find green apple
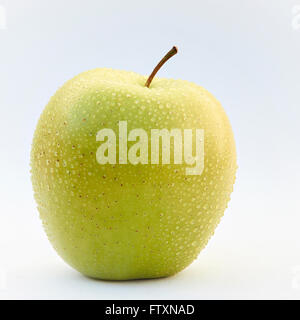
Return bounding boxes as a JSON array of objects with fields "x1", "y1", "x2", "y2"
[{"x1": 31, "y1": 47, "x2": 237, "y2": 280}]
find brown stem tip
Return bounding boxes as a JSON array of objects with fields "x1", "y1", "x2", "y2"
[{"x1": 145, "y1": 46, "x2": 178, "y2": 88}]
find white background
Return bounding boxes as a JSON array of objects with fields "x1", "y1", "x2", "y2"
[{"x1": 0, "y1": 0, "x2": 300, "y2": 299}]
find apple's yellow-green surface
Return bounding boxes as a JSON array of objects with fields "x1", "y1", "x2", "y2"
[{"x1": 31, "y1": 68, "x2": 237, "y2": 280}]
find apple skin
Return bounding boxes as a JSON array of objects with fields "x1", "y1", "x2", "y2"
[{"x1": 31, "y1": 68, "x2": 237, "y2": 280}]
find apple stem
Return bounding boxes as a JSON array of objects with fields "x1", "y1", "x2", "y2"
[{"x1": 145, "y1": 46, "x2": 178, "y2": 88}]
